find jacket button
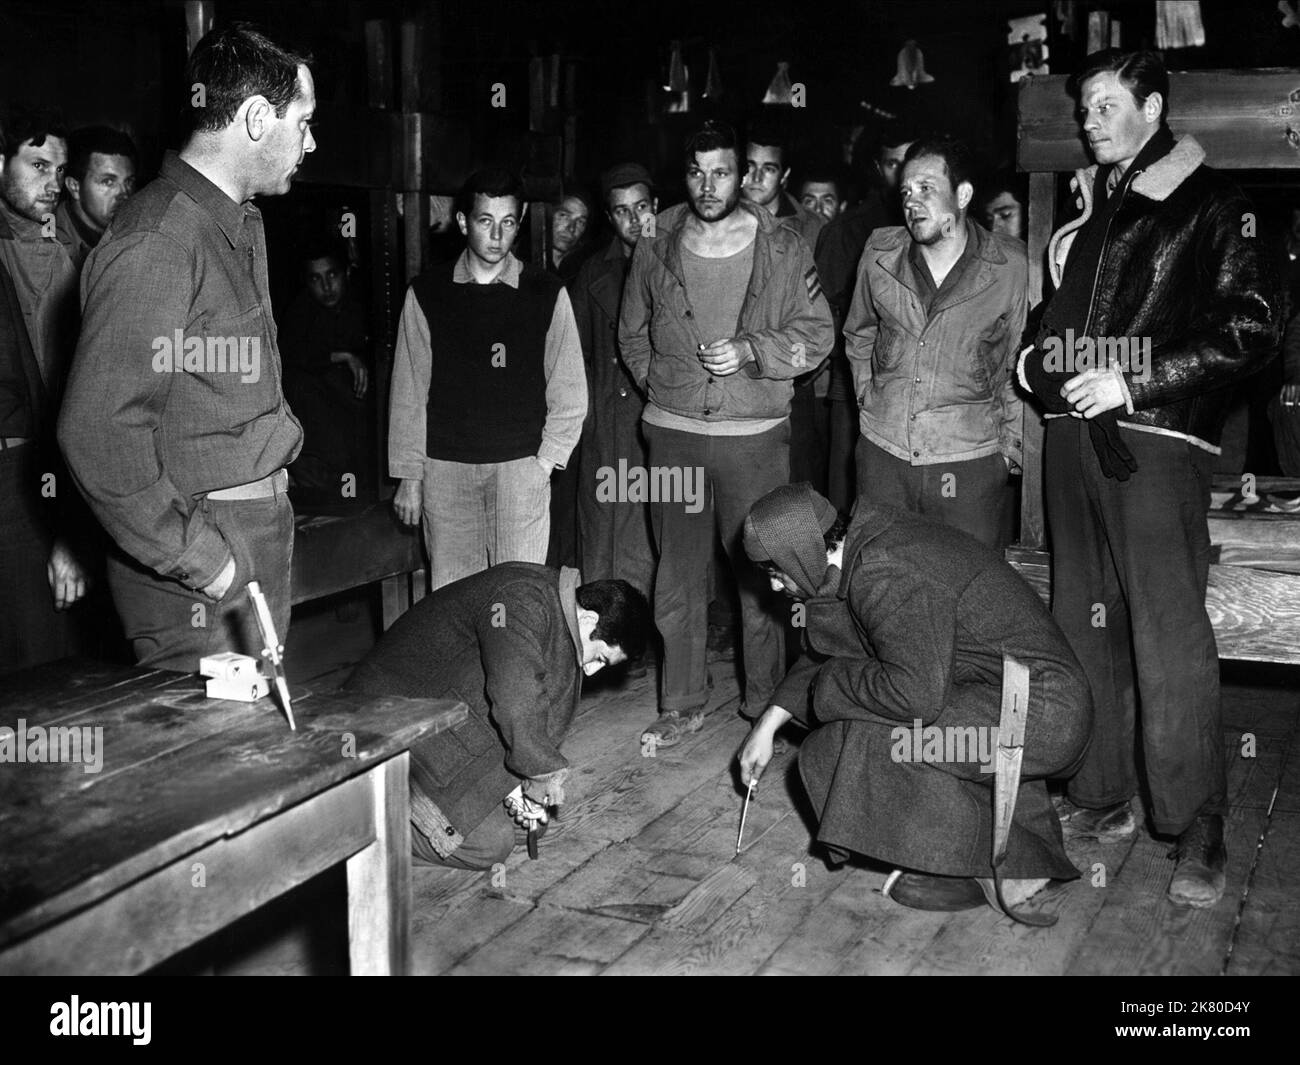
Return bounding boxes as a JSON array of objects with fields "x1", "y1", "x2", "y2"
[
  {"x1": 684, "y1": 310, "x2": 693, "y2": 318},
  {"x1": 445, "y1": 826, "x2": 455, "y2": 836},
  {"x1": 914, "y1": 378, "x2": 921, "y2": 384},
  {"x1": 913, "y1": 450, "x2": 920, "y2": 457},
  {"x1": 919, "y1": 340, "x2": 925, "y2": 347},
  {"x1": 705, "y1": 409, "x2": 712, "y2": 415},
  {"x1": 619, "y1": 388, "x2": 628, "y2": 397},
  {"x1": 910, "y1": 414, "x2": 916, "y2": 421}
]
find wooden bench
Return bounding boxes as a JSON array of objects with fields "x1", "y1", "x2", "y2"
[{"x1": 291, "y1": 502, "x2": 426, "y2": 629}]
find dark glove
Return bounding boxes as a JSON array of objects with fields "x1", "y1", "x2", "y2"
[{"x1": 1087, "y1": 414, "x2": 1139, "y2": 481}]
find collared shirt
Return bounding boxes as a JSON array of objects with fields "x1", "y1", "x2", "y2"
[
  {"x1": 55, "y1": 199, "x2": 103, "y2": 271},
  {"x1": 58, "y1": 150, "x2": 302, "y2": 591},
  {"x1": 907, "y1": 218, "x2": 979, "y2": 317},
  {"x1": 388, "y1": 250, "x2": 587, "y2": 479},
  {"x1": 0, "y1": 197, "x2": 79, "y2": 388}
]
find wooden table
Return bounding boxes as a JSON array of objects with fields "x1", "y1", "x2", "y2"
[{"x1": 0, "y1": 660, "x2": 466, "y2": 975}]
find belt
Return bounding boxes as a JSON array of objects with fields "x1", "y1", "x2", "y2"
[
  {"x1": 206, "y1": 468, "x2": 289, "y2": 501},
  {"x1": 0, "y1": 437, "x2": 33, "y2": 451}
]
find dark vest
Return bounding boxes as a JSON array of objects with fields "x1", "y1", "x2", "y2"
[{"x1": 411, "y1": 260, "x2": 560, "y2": 463}]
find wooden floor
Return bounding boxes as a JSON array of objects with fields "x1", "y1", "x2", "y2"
[{"x1": 226, "y1": 593, "x2": 1300, "y2": 976}]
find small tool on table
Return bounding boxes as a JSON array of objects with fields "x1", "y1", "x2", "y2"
[
  {"x1": 247, "y1": 580, "x2": 296, "y2": 731},
  {"x1": 735, "y1": 778, "x2": 756, "y2": 855}
]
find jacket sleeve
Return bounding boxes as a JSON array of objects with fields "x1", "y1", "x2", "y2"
[
  {"x1": 770, "y1": 651, "x2": 824, "y2": 728},
  {"x1": 58, "y1": 231, "x2": 233, "y2": 591},
  {"x1": 1124, "y1": 195, "x2": 1284, "y2": 410},
  {"x1": 479, "y1": 583, "x2": 570, "y2": 779},
  {"x1": 539, "y1": 288, "x2": 587, "y2": 470},
  {"x1": 737, "y1": 238, "x2": 834, "y2": 380},
  {"x1": 617, "y1": 238, "x2": 655, "y2": 391},
  {"x1": 842, "y1": 251, "x2": 880, "y2": 403},
  {"x1": 387, "y1": 287, "x2": 431, "y2": 482},
  {"x1": 810, "y1": 558, "x2": 957, "y2": 727},
  {"x1": 995, "y1": 267, "x2": 1029, "y2": 471}
]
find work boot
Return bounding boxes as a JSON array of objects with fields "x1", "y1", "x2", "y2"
[
  {"x1": 1057, "y1": 797, "x2": 1137, "y2": 843},
  {"x1": 1167, "y1": 814, "x2": 1226, "y2": 908}
]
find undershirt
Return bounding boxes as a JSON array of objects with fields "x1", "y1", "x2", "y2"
[{"x1": 645, "y1": 235, "x2": 784, "y2": 436}]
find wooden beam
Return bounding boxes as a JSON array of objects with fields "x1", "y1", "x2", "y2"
[
  {"x1": 1018, "y1": 70, "x2": 1300, "y2": 173},
  {"x1": 1019, "y1": 171, "x2": 1056, "y2": 550},
  {"x1": 364, "y1": 18, "x2": 394, "y2": 110}
]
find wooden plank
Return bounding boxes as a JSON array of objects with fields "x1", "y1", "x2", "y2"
[
  {"x1": 1019, "y1": 70, "x2": 1300, "y2": 173},
  {"x1": 1005, "y1": 549, "x2": 1300, "y2": 664},
  {"x1": 0, "y1": 771, "x2": 375, "y2": 974},
  {"x1": 346, "y1": 754, "x2": 411, "y2": 975},
  {"x1": 1206, "y1": 566, "x2": 1300, "y2": 664},
  {"x1": 448, "y1": 902, "x2": 648, "y2": 976},
  {"x1": 410, "y1": 890, "x2": 532, "y2": 975},
  {"x1": 1225, "y1": 811, "x2": 1300, "y2": 975},
  {"x1": 1066, "y1": 805, "x2": 1267, "y2": 976}
]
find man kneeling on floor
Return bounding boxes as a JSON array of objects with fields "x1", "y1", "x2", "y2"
[
  {"x1": 344, "y1": 563, "x2": 651, "y2": 869},
  {"x1": 737, "y1": 485, "x2": 1093, "y2": 919}
]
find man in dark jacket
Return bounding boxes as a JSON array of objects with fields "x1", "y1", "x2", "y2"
[
  {"x1": 1017, "y1": 50, "x2": 1283, "y2": 908},
  {"x1": 572, "y1": 163, "x2": 658, "y2": 598},
  {"x1": 0, "y1": 107, "x2": 94, "y2": 673},
  {"x1": 344, "y1": 565, "x2": 651, "y2": 869},
  {"x1": 738, "y1": 485, "x2": 1092, "y2": 917}
]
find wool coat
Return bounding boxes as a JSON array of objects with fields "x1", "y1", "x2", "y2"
[
  {"x1": 773, "y1": 502, "x2": 1093, "y2": 879},
  {"x1": 344, "y1": 563, "x2": 584, "y2": 859}
]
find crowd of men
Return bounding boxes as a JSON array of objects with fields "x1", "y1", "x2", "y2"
[{"x1": 0, "y1": 23, "x2": 1287, "y2": 915}]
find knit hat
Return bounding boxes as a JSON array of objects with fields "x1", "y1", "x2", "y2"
[
  {"x1": 600, "y1": 162, "x2": 655, "y2": 200},
  {"x1": 742, "y1": 484, "x2": 839, "y2": 597}
]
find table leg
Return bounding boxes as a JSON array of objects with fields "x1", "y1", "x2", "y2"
[{"x1": 346, "y1": 753, "x2": 411, "y2": 975}]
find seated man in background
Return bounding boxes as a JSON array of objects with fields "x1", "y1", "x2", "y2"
[
  {"x1": 738, "y1": 484, "x2": 1092, "y2": 920},
  {"x1": 279, "y1": 234, "x2": 372, "y2": 511},
  {"x1": 345, "y1": 564, "x2": 651, "y2": 869}
]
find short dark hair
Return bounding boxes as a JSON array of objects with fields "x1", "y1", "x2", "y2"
[
  {"x1": 683, "y1": 120, "x2": 739, "y2": 169},
  {"x1": 901, "y1": 134, "x2": 975, "y2": 192},
  {"x1": 301, "y1": 232, "x2": 348, "y2": 270},
  {"x1": 1070, "y1": 48, "x2": 1169, "y2": 126},
  {"x1": 0, "y1": 105, "x2": 68, "y2": 163},
  {"x1": 185, "y1": 23, "x2": 310, "y2": 135},
  {"x1": 576, "y1": 579, "x2": 653, "y2": 663},
  {"x1": 797, "y1": 163, "x2": 844, "y2": 200},
  {"x1": 67, "y1": 126, "x2": 138, "y2": 183},
  {"x1": 456, "y1": 167, "x2": 524, "y2": 219},
  {"x1": 745, "y1": 118, "x2": 787, "y2": 168}
]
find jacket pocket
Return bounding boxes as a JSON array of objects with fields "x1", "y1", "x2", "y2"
[
  {"x1": 873, "y1": 326, "x2": 907, "y2": 375},
  {"x1": 421, "y1": 698, "x2": 500, "y2": 788}
]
